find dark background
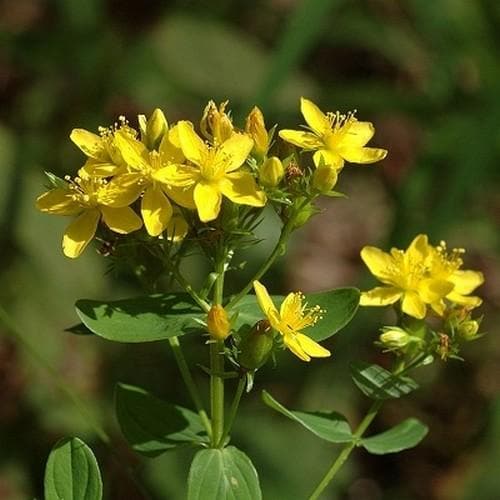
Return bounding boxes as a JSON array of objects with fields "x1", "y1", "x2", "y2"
[{"x1": 1, "y1": 0, "x2": 499, "y2": 498}]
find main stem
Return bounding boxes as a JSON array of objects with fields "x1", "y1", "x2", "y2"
[
  {"x1": 308, "y1": 400, "x2": 383, "y2": 500},
  {"x1": 210, "y1": 256, "x2": 226, "y2": 447}
]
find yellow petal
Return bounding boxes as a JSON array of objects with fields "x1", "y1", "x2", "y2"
[
  {"x1": 360, "y1": 246, "x2": 395, "y2": 283},
  {"x1": 278, "y1": 129, "x2": 321, "y2": 149},
  {"x1": 282, "y1": 334, "x2": 310, "y2": 361},
  {"x1": 446, "y1": 292, "x2": 482, "y2": 308},
  {"x1": 401, "y1": 291, "x2": 426, "y2": 319},
  {"x1": 141, "y1": 185, "x2": 173, "y2": 236},
  {"x1": 300, "y1": 97, "x2": 330, "y2": 135},
  {"x1": 216, "y1": 133, "x2": 253, "y2": 173},
  {"x1": 177, "y1": 121, "x2": 207, "y2": 166},
  {"x1": 193, "y1": 181, "x2": 222, "y2": 222},
  {"x1": 449, "y1": 270, "x2": 484, "y2": 295},
  {"x1": 338, "y1": 146, "x2": 387, "y2": 164},
  {"x1": 62, "y1": 209, "x2": 100, "y2": 258},
  {"x1": 100, "y1": 173, "x2": 144, "y2": 207},
  {"x1": 100, "y1": 206, "x2": 142, "y2": 234},
  {"x1": 70, "y1": 129, "x2": 105, "y2": 160},
  {"x1": 253, "y1": 281, "x2": 280, "y2": 325},
  {"x1": 295, "y1": 333, "x2": 331, "y2": 358},
  {"x1": 114, "y1": 131, "x2": 149, "y2": 171},
  {"x1": 342, "y1": 121, "x2": 375, "y2": 147},
  {"x1": 79, "y1": 159, "x2": 122, "y2": 178},
  {"x1": 163, "y1": 184, "x2": 196, "y2": 209},
  {"x1": 418, "y1": 279, "x2": 454, "y2": 303},
  {"x1": 219, "y1": 171, "x2": 266, "y2": 207},
  {"x1": 159, "y1": 125, "x2": 185, "y2": 164},
  {"x1": 360, "y1": 287, "x2": 402, "y2": 306},
  {"x1": 406, "y1": 234, "x2": 430, "y2": 263},
  {"x1": 36, "y1": 188, "x2": 81, "y2": 215},
  {"x1": 313, "y1": 150, "x2": 344, "y2": 169},
  {"x1": 165, "y1": 210, "x2": 189, "y2": 242},
  {"x1": 153, "y1": 164, "x2": 198, "y2": 188}
]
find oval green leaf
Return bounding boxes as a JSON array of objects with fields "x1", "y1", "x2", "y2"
[
  {"x1": 234, "y1": 288, "x2": 360, "y2": 341},
  {"x1": 115, "y1": 383, "x2": 208, "y2": 457},
  {"x1": 262, "y1": 390, "x2": 353, "y2": 443},
  {"x1": 187, "y1": 446, "x2": 262, "y2": 500},
  {"x1": 360, "y1": 418, "x2": 428, "y2": 455},
  {"x1": 44, "y1": 437, "x2": 103, "y2": 500},
  {"x1": 76, "y1": 293, "x2": 204, "y2": 343},
  {"x1": 350, "y1": 362, "x2": 419, "y2": 400}
]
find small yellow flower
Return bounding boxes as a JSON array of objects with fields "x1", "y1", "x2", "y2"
[
  {"x1": 360, "y1": 235, "x2": 453, "y2": 319},
  {"x1": 113, "y1": 127, "x2": 194, "y2": 236},
  {"x1": 70, "y1": 116, "x2": 133, "y2": 178},
  {"x1": 360, "y1": 234, "x2": 484, "y2": 319},
  {"x1": 36, "y1": 174, "x2": 142, "y2": 258},
  {"x1": 200, "y1": 100, "x2": 234, "y2": 145},
  {"x1": 156, "y1": 121, "x2": 266, "y2": 222},
  {"x1": 279, "y1": 97, "x2": 387, "y2": 170},
  {"x1": 207, "y1": 304, "x2": 231, "y2": 340},
  {"x1": 245, "y1": 106, "x2": 271, "y2": 158},
  {"x1": 252, "y1": 280, "x2": 330, "y2": 362}
]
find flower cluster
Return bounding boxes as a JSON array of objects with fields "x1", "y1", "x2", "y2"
[
  {"x1": 36, "y1": 98, "x2": 387, "y2": 258},
  {"x1": 360, "y1": 234, "x2": 485, "y2": 360}
]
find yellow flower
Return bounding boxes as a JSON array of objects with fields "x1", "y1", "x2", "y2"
[
  {"x1": 360, "y1": 235, "x2": 484, "y2": 319},
  {"x1": 156, "y1": 121, "x2": 266, "y2": 222},
  {"x1": 245, "y1": 106, "x2": 271, "y2": 158},
  {"x1": 360, "y1": 235, "x2": 454, "y2": 319},
  {"x1": 200, "y1": 100, "x2": 234, "y2": 145},
  {"x1": 252, "y1": 280, "x2": 330, "y2": 362},
  {"x1": 113, "y1": 127, "x2": 194, "y2": 236},
  {"x1": 426, "y1": 241, "x2": 484, "y2": 314},
  {"x1": 279, "y1": 97, "x2": 387, "y2": 170},
  {"x1": 70, "y1": 117, "x2": 133, "y2": 178},
  {"x1": 36, "y1": 174, "x2": 142, "y2": 258}
]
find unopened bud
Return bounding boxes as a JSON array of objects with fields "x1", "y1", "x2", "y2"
[
  {"x1": 207, "y1": 305, "x2": 231, "y2": 340},
  {"x1": 312, "y1": 165, "x2": 338, "y2": 193},
  {"x1": 200, "y1": 100, "x2": 234, "y2": 144},
  {"x1": 379, "y1": 328, "x2": 413, "y2": 350},
  {"x1": 457, "y1": 320, "x2": 479, "y2": 340},
  {"x1": 139, "y1": 108, "x2": 168, "y2": 150},
  {"x1": 259, "y1": 156, "x2": 284, "y2": 187},
  {"x1": 238, "y1": 320, "x2": 274, "y2": 370},
  {"x1": 245, "y1": 106, "x2": 269, "y2": 157}
]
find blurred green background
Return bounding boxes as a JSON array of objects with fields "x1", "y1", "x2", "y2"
[{"x1": 1, "y1": 0, "x2": 500, "y2": 498}]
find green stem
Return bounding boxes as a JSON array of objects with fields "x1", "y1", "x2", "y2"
[
  {"x1": 171, "y1": 267, "x2": 211, "y2": 313},
  {"x1": 219, "y1": 376, "x2": 246, "y2": 447},
  {"x1": 168, "y1": 337, "x2": 212, "y2": 438},
  {"x1": 227, "y1": 220, "x2": 293, "y2": 310},
  {"x1": 210, "y1": 256, "x2": 226, "y2": 447},
  {"x1": 308, "y1": 400, "x2": 384, "y2": 500}
]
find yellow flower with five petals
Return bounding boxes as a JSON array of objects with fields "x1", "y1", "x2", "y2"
[
  {"x1": 253, "y1": 280, "x2": 330, "y2": 362},
  {"x1": 279, "y1": 97, "x2": 387, "y2": 170},
  {"x1": 36, "y1": 173, "x2": 142, "y2": 258},
  {"x1": 156, "y1": 121, "x2": 266, "y2": 222}
]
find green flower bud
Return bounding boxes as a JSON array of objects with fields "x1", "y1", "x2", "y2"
[
  {"x1": 259, "y1": 157, "x2": 284, "y2": 187},
  {"x1": 457, "y1": 320, "x2": 479, "y2": 340},
  {"x1": 238, "y1": 320, "x2": 274, "y2": 370},
  {"x1": 312, "y1": 165, "x2": 338, "y2": 193},
  {"x1": 207, "y1": 305, "x2": 231, "y2": 340},
  {"x1": 139, "y1": 108, "x2": 168, "y2": 150},
  {"x1": 379, "y1": 328, "x2": 413, "y2": 350}
]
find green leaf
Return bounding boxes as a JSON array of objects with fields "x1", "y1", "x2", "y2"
[
  {"x1": 234, "y1": 288, "x2": 359, "y2": 341},
  {"x1": 262, "y1": 391, "x2": 353, "y2": 443},
  {"x1": 75, "y1": 293, "x2": 204, "y2": 343},
  {"x1": 350, "y1": 362, "x2": 419, "y2": 400},
  {"x1": 187, "y1": 446, "x2": 262, "y2": 500},
  {"x1": 44, "y1": 437, "x2": 103, "y2": 500},
  {"x1": 115, "y1": 383, "x2": 208, "y2": 457},
  {"x1": 360, "y1": 418, "x2": 428, "y2": 455}
]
